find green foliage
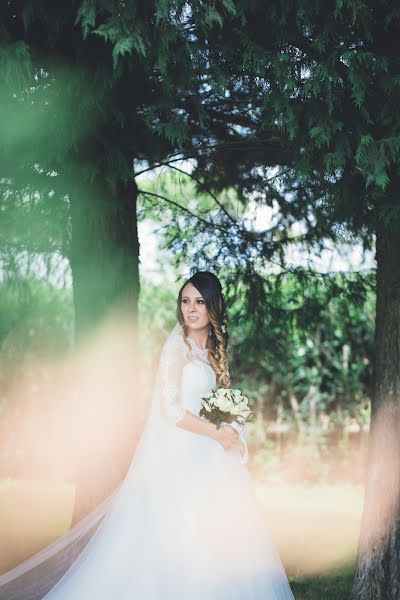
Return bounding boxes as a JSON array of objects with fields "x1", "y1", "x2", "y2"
[
  {"x1": 232, "y1": 271, "x2": 374, "y2": 421},
  {"x1": 0, "y1": 274, "x2": 73, "y2": 381},
  {"x1": 138, "y1": 276, "x2": 179, "y2": 367},
  {"x1": 166, "y1": 0, "x2": 400, "y2": 250},
  {"x1": 266, "y1": 1, "x2": 400, "y2": 198}
]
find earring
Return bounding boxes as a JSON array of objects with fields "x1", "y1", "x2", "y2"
[
  {"x1": 208, "y1": 325, "x2": 212, "y2": 336},
  {"x1": 221, "y1": 324, "x2": 227, "y2": 334}
]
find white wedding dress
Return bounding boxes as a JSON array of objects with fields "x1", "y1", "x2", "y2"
[{"x1": 1, "y1": 322, "x2": 296, "y2": 600}]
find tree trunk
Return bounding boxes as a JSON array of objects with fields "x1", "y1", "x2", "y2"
[
  {"x1": 288, "y1": 388, "x2": 304, "y2": 435},
  {"x1": 69, "y1": 176, "x2": 140, "y2": 343},
  {"x1": 255, "y1": 392, "x2": 267, "y2": 443},
  {"x1": 350, "y1": 216, "x2": 400, "y2": 599}
]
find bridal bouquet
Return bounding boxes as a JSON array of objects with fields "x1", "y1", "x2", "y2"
[
  {"x1": 199, "y1": 388, "x2": 252, "y2": 463},
  {"x1": 199, "y1": 388, "x2": 252, "y2": 427}
]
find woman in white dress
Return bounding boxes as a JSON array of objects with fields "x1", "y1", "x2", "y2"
[{"x1": 1, "y1": 270, "x2": 296, "y2": 599}]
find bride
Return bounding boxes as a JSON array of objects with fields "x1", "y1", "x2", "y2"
[{"x1": 2, "y1": 271, "x2": 296, "y2": 599}]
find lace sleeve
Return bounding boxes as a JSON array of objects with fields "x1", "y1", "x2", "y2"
[{"x1": 159, "y1": 334, "x2": 187, "y2": 425}]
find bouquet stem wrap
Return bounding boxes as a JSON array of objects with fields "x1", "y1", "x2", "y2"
[{"x1": 221, "y1": 420, "x2": 248, "y2": 464}]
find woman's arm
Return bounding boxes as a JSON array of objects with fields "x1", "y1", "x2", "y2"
[
  {"x1": 176, "y1": 409, "x2": 239, "y2": 449},
  {"x1": 158, "y1": 333, "x2": 238, "y2": 449}
]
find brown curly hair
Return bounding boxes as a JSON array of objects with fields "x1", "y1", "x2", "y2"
[{"x1": 176, "y1": 271, "x2": 230, "y2": 388}]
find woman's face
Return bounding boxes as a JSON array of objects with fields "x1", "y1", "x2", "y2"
[{"x1": 181, "y1": 283, "x2": 210, "y2": 332}]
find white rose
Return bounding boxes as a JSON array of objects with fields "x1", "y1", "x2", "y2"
[
  {"x1": 218, "y1": 388, "x2": 230, "y2": 395},
  {"x1": 220, "y1": 398, "x2": 234, "y2": 412},
  {"x1": 213, "y1": 394, "x2": 222, "y2": 408},
  {"x1": 232, "y1": 403, "x2": 251, "y2": 418},
  {"x1": 215, "y1": 395, "x2": 234, "y2": 412}
]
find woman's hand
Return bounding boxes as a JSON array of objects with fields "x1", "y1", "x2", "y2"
[{"x1": 212, "y1": 423, "x2": 239, "y2": 450}]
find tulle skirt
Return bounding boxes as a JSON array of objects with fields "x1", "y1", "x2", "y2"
[{"x1": 41, "y1": 423, "x2": 295, "y2": 600}]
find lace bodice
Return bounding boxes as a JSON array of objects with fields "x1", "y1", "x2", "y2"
[{"x1": 159, "y1": 323, "x2": 217, "y2": 424}]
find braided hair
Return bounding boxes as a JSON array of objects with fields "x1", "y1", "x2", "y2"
[{"x1": 176, "y1": 271, "x2": 230, "y2": 388}]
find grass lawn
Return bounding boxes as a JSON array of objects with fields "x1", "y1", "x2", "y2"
[
  {"x1": 290, "y1": 565, "x2": 354, "y2": 599},
  {"x1": 254, "y1": 482, "x2": 363, "y2": 600},
  {"x1": 0, "y1": 479, "x2": 75, "y2": 574}
]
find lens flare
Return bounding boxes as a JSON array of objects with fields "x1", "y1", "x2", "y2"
[{"x1": 0, "y1": 311, "x2": 365, "y2": 588}]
